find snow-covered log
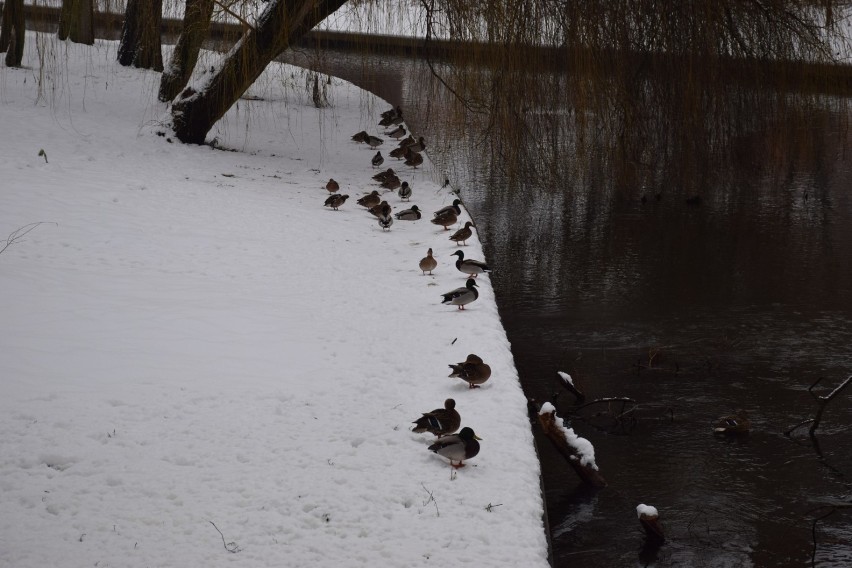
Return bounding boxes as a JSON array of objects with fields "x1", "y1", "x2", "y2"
[{"x1": 537, "y1": 402, "x2": 607, "y2": 488}]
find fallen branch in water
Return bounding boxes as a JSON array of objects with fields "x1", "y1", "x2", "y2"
[
  {"x1": 809, "y1": 502, "x2": 852, "y2": 567},
  {"x1": 784, "y1": 375, "x2": 852, "y2": 437},
  {"x1": 535, "y1": 401, "x2": 607, "y2": 488}
]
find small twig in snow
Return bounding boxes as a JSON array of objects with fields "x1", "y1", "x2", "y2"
[
  {"x1": 0, "y1": 222, "x2": 56, "y2": 257},
  {"x1": 421, "y1": 483, "x2": 440, "y2": 517},
  {"x1": 209, "y1": 521, "x2": 241, "y2": 553}
]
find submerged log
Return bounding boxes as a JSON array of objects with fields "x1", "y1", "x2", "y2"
[{"x1": 537, "y1": 402, "x2": 607, "y2": 488}]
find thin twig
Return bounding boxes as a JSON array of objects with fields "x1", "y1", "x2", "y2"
[
  {"x1": 421, "y1": 483, "x2": 440, "y2": 517},
  {"x1": 209, "y1": 521, "x2": 241, "y2": 553},
  {"x1": 0, "y1": 222, "x2": 56, "y2": 256}
]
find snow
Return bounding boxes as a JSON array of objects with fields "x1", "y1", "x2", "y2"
[
  {"x1": 538, "y1": 402, "x2": 598, "y2": 470},
  {"x1": 0, "y1": 34, "x2": 548, "y2": 568},
  {"x1": 636, "y1": 504, "x2": 659, "y2": 519}
]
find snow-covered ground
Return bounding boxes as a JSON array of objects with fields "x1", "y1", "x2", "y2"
[{"x1": 0, "y1": 34, "x2": 548, "y2": 567}]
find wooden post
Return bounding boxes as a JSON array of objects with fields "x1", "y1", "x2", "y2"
[{"x1": 636, "y1": 504, "x2": 665, "y2": 544}]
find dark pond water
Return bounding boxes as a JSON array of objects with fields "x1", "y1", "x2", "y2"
[{"x1": 287, "y1": 48, "x2": 852, "y2": 567}]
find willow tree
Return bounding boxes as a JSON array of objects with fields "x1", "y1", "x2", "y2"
[
  {"x1": 171, "y1": 0, "x2": 347, "y2": 143},
  {"x1": 58, "y1": 0, "x2": 95, "y2": 45},
  {"x1": 0, "y1": 0, "x2": 25, "y2": 67},
  {"x1": 158, "y1": 0, "x2": 215, "y2": 102},
  {"x1": 118, "y1": 0, "x2": 164, "y2": 71},
  {"x1": 169, "y1": 0, "x2": 851, "y2": 182}
]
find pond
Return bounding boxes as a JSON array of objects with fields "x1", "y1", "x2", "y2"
[{"x1": 287, "y1": 46, "x2": 852, "y2": 567}]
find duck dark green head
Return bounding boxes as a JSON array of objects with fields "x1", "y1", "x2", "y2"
[
  {"x1": 451, "y1": 250, "x2": 465, "y2": 259},
  {"x1": 466, "y1": 278, "x2": 478, "y2": 288},
  {"x1": 458, "y1": 426, "x2": 481, "y2": 441}
]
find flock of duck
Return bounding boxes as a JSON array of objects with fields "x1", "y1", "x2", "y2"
[{"x1": 323, "y1": 105, "x2": 494, "y2": 468}]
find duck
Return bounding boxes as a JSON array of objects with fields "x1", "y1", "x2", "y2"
[
  {"x1": 380, "y1": 105, "x2": 402, "y2": 121},
  {"x1": 323, "y1": 193, "x2": 349, "y2": 211},
  {"x1": 406, "y1": 136, "x2": 426, "y2": 154},
  {"x1": 367, "y1": 135, "x2": 384, "y2": 149},
  {"x1": 394, "y1": 205, "x2": 421, "y2": 221},
  {"x1": 381, "y1": 177, "x2": 401, "y2": 191},
  {"x1": 404, "y1": 151, "x2": 424, "y2": 169},
  {"x1": 451, "y1": 250, "x2": 490, "y2": 278},
  {"x1": 389, "y1": 146, "x2": 407, "y2": 160},
  {"x1": 449, "y1": 354, "x2": 492, "y2": 388},
  {"x1": 449, "y1": 221, "x2": 474, "y2": 246},
  {"x1": 419, "y1": 248, "x2": 437, "y2": 275},
  {"x1": 398, "y1": 181, "x2": 412, "y2": 201},
  {"x1": 372, "y1": 168, "x2": 395, "y2": 182},
  {"x1": 427, "y1": 426, "x2": 481, "y2": 468},
  {"x1": 325, "y1": 178, "x2": 340, "y2": 193},
  {"x1": 357, "y1": 190, "x2": 381, "y2": 209},
  {"x1": 368, "y1": 200, "x2": 390, "y2": 218},
  {"x1": 397, "y1": 135, "x2": 415, "y2": 148},
  {"x1": 434, "y1": 199, "x2": 462, "y2": 218},
  {"x1": 440, "y1": 278, "x2": 479, "y2": 310},
  {"x1": 431, "y1": 208, "x2": 458, "y2": 230},
  {"x1": 386, "y1": 125, "x2": 406, "y2": 139},
  {"x1": 379, "y1": 109, "x2": 403, "y2": 127},
  {"x1": 378, "y1": 209, "x2": 394, "y2": 231},
  {"x1": 412, "y1": 399, "x2": 461, "y2": 437},
  {"x1": 351, "y1": 130, "x2": 368, "y2": 143},
  {"x1": 372, "y1": 151, "x2": 384, "y2": 168},
  {"x1": 713, "y1": 410, "x2": 750, "y2": 435}
]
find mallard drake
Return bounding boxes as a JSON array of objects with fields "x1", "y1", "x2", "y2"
[
  {"x1": 386, "y1": 125, "x2": 406, "y2": 139},
  {"x1": 398, "y1": 181, "x2": 412, "y2": 201},
  {"x1": 441, "y1": 278, "x2": 479, "y2": 310},
  {"x1": 395, "y1": 205, "x2": 421, "y2": 220},
  {"x1": 372, "y1": 168, "x2": 395, "y2": 182},
  {"x1": 434, "y1": 199, "x2": 462, "y2": 218},
  {"x1": 431, "y1": 209, "x2": 458, "y2": 231},
  {"x1": 412, "y1": 399, "x2": 461, "y2": 437},
  {"x1": 357, "y1": 190, "x2": 381, "y2": 209},
  {"x1": 323, "y1": 193, "x2": 349, "y2": 211},
  {"x1": 427, "y1": 426, "x2": 481, "y2": 468},
  {"x1": 404, "y1": 151, "x2": 424, "y2": 169},
  {"x1": 368, "y1": 200, "x2": 390, "y2": 218},
  {"x1": 449, "y1": 221, "x2": 474, "y2": 246},
  {"x1": 378, "y1": 207, "x2": 394, "y2": 231},
  {"x1": 407, "y1": 136, "x2": 426, "y2": 154},
  {"x1": 351, "y1": 130, "x2": 368, "y2": 143},
  {"x1": 372, "y1": 151, "x2": 384, "y2": 168},
  {"x1": 714, "y1": 410, "x2": 750, "y2": 435},
  {"x1": 325, "y1": 178, "x2": 340, "y2": 193},
  {"x1": 451, "y1": 250, "x2": 490, "y2": 277},
  {"x1": 367, "y1": 135, "x2": 384, "y2": 149},
  {"x1": 381, "y1": 177, "x2": 401, "y2": 191},
  {"x1": 419, "y1": 248, "x2": 437, "y2": 275},
  {"x1": 449, "y1": 354, "x2": 492, "y2": 388}
]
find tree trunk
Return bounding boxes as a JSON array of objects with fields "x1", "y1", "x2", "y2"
[
  {"x1": 0, "y1": 0, "x2": 25, "y2": 67},
  {"x1": 158, "y1": 0, "x2": 215, "y2": 102},
  {"x1": 58, "y1": 0, "x2": 95, "y2": 45},
  {"x1": 117, "y1": 0, "x2": 164, "y2": 71},
  {"x1": 171, "y1": 0, "x2": 347, "y2": 144}
]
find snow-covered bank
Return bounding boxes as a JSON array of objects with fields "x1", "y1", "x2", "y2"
[{"x1": 0, "y1": 34, "x2": 548, "y2": 567}]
